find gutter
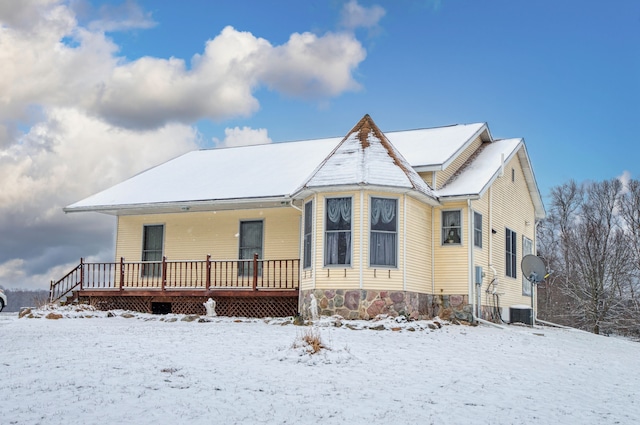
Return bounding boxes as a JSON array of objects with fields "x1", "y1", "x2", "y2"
[{"x1": 63, "y1": 196, "x2": 294, "y2": 214}]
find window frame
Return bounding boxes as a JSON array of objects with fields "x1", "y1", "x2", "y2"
[
  {"x1": 442, "y1": 210, "x2": 462, "y2": 245},
  {"x1": 369, "y1": 196, "x2": 398, "y2": 268},
  {"x1": 303, "y1": 200, "x2": 313, "y2": 269},
  {"x1": 506, "y1": 227, "x2": 517, "y2": 278},
  {"x1": 238, "y1": 220, "x2": 264, "y2": 277},
  {"x1": 473, "y1": 211, "x2": 483, "y2": 249},
  {"x1": 141, "y1": 224, "x2": 164, "y2": 278},
  {"x1": 324, "y1": 196, "x2": 353, "y2": 267}
]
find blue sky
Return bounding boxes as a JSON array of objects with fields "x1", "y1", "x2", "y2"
[
  {"x1": 103, "y1": 0, "x2": 639, "y2": 193},
  {"x1": 0, "y1": 0, "x2": 638, "y2": 290}
]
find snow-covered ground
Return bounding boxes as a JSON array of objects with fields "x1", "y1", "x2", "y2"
[{"x1": 1, "y1": 307, "x2": 639, "y2": 425}]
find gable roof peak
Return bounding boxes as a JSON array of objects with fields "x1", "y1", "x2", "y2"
[
  {"x1": 293, "y1": 114, "x2": 438, "y2": 205},
  {"x1": 348, "y1": 114, "x2": 381, "y2": 149}
]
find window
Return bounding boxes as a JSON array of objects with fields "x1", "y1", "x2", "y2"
[
  {"x1": 506, "y1": 228, "x2": 517, "y2": 278},
  {"x1": 370, "y1": 197, "x2": 397, "y2": 267},
  {"x1": 303, "y1": 201, "x2": 313, "y2": 269},
  {"x1": 522, "y1": 236, "x2": 533, "y2": 296},
  {"x1": 325, "y1": 197, "x2": 352, "y2": 266},
  {"x1": 142, "y1": 224, "x2": 163, "y2": 277},
  {"x1": 442, "y1": 210, "x2": 462, "y2": 245},
  {"x1": 512, "y1": 168, "x2": 515, "y2": 182},
  {"x1": 239, "y1": 220, "x2": 263, "y2": 276},
  {"x1": 473, "y1": 211, "x2": 482, "y2": 248}
]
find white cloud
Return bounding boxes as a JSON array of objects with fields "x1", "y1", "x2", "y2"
[
  {"x1": 0, "y1": 0, "x2": 371, "y2": 290},
  {"x1": 0, "y1": 108, "x2": 199, "y2": 289},
  {"x1": 259, "y1": 31, "x2": 365, "y2": 98},
  {"x1": 340, "y1": 0, "x2": 386, "y2": 30},
  {"x1": 92, "y1": 26, "x2": 366, "y2": 129},
  {"x1": 213, "y1": 126, "x2": 272, "y2": 148},
  {"x1": 0, "y1": 2, "x2": 367, "y2": 132}
]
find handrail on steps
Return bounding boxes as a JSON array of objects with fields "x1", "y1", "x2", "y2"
[{"x1": 49, "y1": 259, "x2": 84, "y2": 303}]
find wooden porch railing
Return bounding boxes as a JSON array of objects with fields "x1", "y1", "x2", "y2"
[{"x1": 50, "y1": 254, "x2": 300, "y2": 303}]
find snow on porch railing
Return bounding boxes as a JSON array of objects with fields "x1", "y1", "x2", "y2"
[{"x1": 50, "y1": 254, "x2": 300, "y2": 302}]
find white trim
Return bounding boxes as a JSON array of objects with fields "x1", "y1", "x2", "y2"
[
  {"x1": 441, "y1": 209, "x2": 463, "y2": 246},
  {"x1": 313, "y1": 194, "x2": 317, "y2": 289},
  {"x1": 359, "y1": 190, "x2": 364, "y2": 289},
  {"x1": 403, "y1": 195, "x2": 407, "y2": 291},
  {"x1": 302, "y1": 200, "x2": 314, "y2": 270}
]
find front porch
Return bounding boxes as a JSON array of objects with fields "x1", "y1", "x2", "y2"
[{"x1": 50, "y1": 255, "x2": 300, "y2": 317}]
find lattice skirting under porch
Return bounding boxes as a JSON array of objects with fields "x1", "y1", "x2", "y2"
[{"x1": 79, "y1": 295, "x2": 298, "y2": 318}]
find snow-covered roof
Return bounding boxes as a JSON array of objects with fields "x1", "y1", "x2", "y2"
[
  {"x1": 438, "y1": 138, "x2": 523, "y2": 197},
  {"x1": 388, "y1": 122, "x2": 489, "y2": 171},
  {"x1": 64, "y1": 115, "x2": 544, "y2": 218},
  {"x1": 293, "y1": 115, "x2": 437, "y2": 205}
]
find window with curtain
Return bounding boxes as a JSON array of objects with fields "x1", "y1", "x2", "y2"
[
  {"x1": 303, "y1": 201, "x2": 313, "y2": 269},
  {"x1": 522, "y1": 236, "x2": 533, "y2": 295},
  {"x1": 239, "y1": 220, "x2": 263, "y2": 277},
  {"x1": 506, "y1": 228, "x2": 517, "y2": 278},
  {"x1": 370, "y1": 197, "x2": 397, "y2": 267},
  {"x1": 473, "y1": 211, "x2": 482, "y2": 248},
  {"x1": 142, "y1": 224, "x2": 163, "y2": 277},
  {"x1": 325, "y1": 197, "x2": 352, "y2": 266},
  {"x1": 442, "y1": 210, "x2": 462, "y2": 245}
]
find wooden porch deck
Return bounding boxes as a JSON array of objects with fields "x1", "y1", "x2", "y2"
[{"x1": 50, "y1": 255, "x2": 300, "y2": 317}]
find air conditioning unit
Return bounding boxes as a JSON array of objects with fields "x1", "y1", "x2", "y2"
[{"x1": 509, "y1": 305, "x2": 532, "y2": 325}]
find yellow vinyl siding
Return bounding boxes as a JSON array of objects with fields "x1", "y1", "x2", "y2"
[
  {"x1": 485, "y1": 151, "x2": 537, "y2": 309},
  {"x1": 115, "y1": 208, "x2": 301, "y2": 262},
  {"x1": 433, "y1": 201, "x2": 469, "y2": 294},
  {"x1": 418, "y1": 171, "x2": 433, "y2": 187},
  {"x1": 404, "y1": 196, "x2": 432, "y2": 293},
  {"x1": 436, "y1": 136, "x2": 483, "y2": 189}
]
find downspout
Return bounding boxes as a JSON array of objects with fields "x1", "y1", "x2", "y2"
[
  {"x1": 471, "y1": 190, "x2": 505, "y2": 329},
  {"x1": 488, "y1": 186, "x2": 493, "y2": 274},
  {"x1": 431, "y1": 206, "x2": 435, "y2": 295},
  {"x1": 468, "y1": 199, "x2": 475, "y2": 322},
  {"x1": 403, "y1": 194, "x2": 407, "y2": 291}
]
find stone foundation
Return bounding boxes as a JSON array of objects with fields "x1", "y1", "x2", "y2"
[{"x1": 300, "y1": 289, "x2": 473, "y2": 321}]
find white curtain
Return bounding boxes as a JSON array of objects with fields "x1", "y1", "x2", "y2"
[
  {"x1": 371, "y1": 198, "x2": 396, "y2": 226},
  {"x1": 327, "y1": 198, "x2": 351, "y2": 224},
  {"x1": 325, "y1": 198, "x2": 351, "y2": 265},
  {"x1": 325, "y1": 232, "x2": 352, "y2": 265},
  {"x1": 370, "y1": 198, "x2": 397, "y2": 266},
  {"x1": 370, "y1": 232, "x2": 396, "y2": 266}
]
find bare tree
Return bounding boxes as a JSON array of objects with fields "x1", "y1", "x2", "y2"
[
  {"x1": 538, "y1": 179, "x2": 636, "y2": 335},
  {"x1": 617, "y1": 179, "x2": 640, "y2": 336}
]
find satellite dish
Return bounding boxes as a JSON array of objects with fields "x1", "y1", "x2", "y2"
[{"x1": 521, "y1": 255, "x2": 547, "y2": 283}]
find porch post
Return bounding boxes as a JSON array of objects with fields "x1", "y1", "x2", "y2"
[
  {"x1": 252, "y1": 253, "x2": 258, "y2": 291},
  {"x1": 206, "y1": 254, "x2": 211, "y2": 291},
  {"x1": 79, "y1": 258, "x2": 84, "y2": 290},
  {"x1": 161, "y1": 256, "x2": 167, "y2": 291},
  {"x1": 119, "y1": 257, "x2": 124, "y2": 291}
]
